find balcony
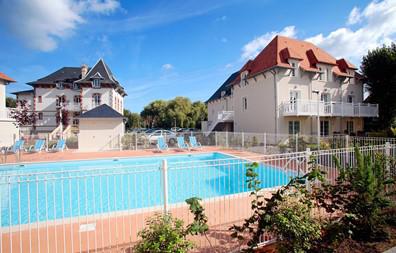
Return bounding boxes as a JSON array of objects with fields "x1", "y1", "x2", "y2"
[
  {"x1": 217, "y1": 110, "x2": 234, "y2": 121},
  {"x1": 281, "y1": 100, "x2": 378, "y2": 117}
]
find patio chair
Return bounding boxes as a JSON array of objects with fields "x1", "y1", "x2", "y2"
[
  {"x1": 189, "y1": 136, "x2": 202, "y2": 149},
  {"x1": 156, "y1": 136, "x2": 169, "y2": 151},
  {"x1": 5, "y1": 140, "x2": 25, "y2": 154},
  {"x1": 177, "y1": 136, "x2": 189, "y2": 150},
  {"x1": 25, "y1": 139, "x2": 45, "y2": 153},
  {"x1": 48, "y1": 139, "x2": 66, "y2": 152}
]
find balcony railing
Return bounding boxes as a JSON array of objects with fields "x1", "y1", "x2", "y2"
[
  {"x1": 281, "y1": 100, "x2": 378, "y2": 117},
  {"x1": 217, "y1": 110, "x2": 234, "y2": 121},
  {"x1": 0, "y1": 107, "x2": 14, "y2": 120}
]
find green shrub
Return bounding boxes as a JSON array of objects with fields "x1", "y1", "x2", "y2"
[
  {"x1": 270, "y1": 193, "x2": 321, "y2": 253},
  {"x1": 133, "y1": 214, "x2": 193, "y2": 253}
]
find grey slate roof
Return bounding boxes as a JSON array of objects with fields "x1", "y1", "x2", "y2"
[
  {"x1": 206, "y1": 71, "x2": 239, "y2": 103},
  {"x1": 27, "y1": 67, "x2": 83, "y2": 86},
  {"x1": 11, "y1": 89, "x2": 34, "y2": 95},
  {"x1": 78, "y1": 104, "x2": 124, "y2": 119},
  {"x1": 26, "y1": 58, "x2": 126, "y2": 96}
]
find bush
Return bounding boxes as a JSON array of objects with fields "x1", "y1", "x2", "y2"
[
  {"x1": 270, "y1": 192, "x2": 321, "y2": 253},
  {"x1": 133, "y1": 214, "x2": 193, "y2": 253}
]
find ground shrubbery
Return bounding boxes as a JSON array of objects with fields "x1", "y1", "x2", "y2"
[{"x1": 230, "y1": 148, "x2": 396, "y2": 252}]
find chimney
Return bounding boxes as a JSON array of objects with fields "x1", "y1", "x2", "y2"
[{"x1": 81, "y1": 64, "x2": 88, "y2": 78}]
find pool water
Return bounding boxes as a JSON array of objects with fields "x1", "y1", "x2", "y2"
[{"x1": 0, "y1": 153, "x2": 295, "y2": 227}]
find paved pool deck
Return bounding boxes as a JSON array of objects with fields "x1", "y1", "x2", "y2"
[{"x1": 1, "y1": 146, "x2": 262, "y2": 164}]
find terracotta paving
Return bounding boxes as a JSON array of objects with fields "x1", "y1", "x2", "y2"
[{"x1": 1, "y1": 146, "x2": 261, "y2": 164}]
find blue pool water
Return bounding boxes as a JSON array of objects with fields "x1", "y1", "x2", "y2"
[{"x1": 0, "y1": 153, "x2": 295, "y2": 227}]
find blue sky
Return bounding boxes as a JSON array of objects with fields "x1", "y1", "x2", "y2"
[{"x1": 0, "y1": 0, "x2": 395, "y2": 112}]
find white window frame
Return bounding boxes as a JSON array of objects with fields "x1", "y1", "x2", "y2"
[
  {"x1": 92, "y1": 93, "x2": 101, "y2": 107},
  {"x1": 242, "y1": 97, "x2": 248, "y2": 111},
  {"x1": 92, "y1": 79, "x2": 101, "y2": 89},
  {"x1": 56, "y1": 82, "x2": 64, "y2": 89},
  {"x1": 290, "y1": 62, "x2": 297, "y2": 77},
  {"x1": 347, "y1": 95, "x2": 354, "y2": 103},
  {"x1": 320, "y1": 120, "x2": 330, "y2": 136},
  {"x1": 288, "y1": 121, "x2": 300, "y2": 134}
]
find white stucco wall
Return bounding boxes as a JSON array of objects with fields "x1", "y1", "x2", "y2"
[
  {"x1": 0, "y1": 121, "x2": 19, "y2": 146},
  {"x1": 78, "y1": 118, "x2": 124, "y2": 152},
  {"x1": 0, "y1": 80, "x2": 6, "y2": 109}
]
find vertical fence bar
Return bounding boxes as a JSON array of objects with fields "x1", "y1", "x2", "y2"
[
  {"x1": 162, "y1": 160, "x2": 169, "y2": 214},
  {"x1": 263, "y1": 133, "x2": 267, "y2": 154},
  {"x1": 242, "y1": 132, "x2": 245, "y2": 149}
]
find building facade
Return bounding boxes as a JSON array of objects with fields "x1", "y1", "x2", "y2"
[
  {"x1": 13, "y1": 59, "x2": 126, "y2": 135},
  {"x1": 0, "y1": 72, "x2": 19, "y2": 146},
  {"x1": 205, "y1": 36, "x2": 378, "y2": 136}
]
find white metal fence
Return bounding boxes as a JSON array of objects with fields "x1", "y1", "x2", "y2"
[{"x1": 0, "y1": 144, "x2": 395, "y2": 252}]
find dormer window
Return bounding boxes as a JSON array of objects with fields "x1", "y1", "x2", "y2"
[
  {"x1": 290, "y1": 62, "x2": 297, "y2": 77},
  {"x1": 241, "y1": 72, "x2": 248, "y2": 86},
  {"x1": 56, "y1": 82, "x2": 64, "y2": 89},
  {"x1": 318, "y1": 68, "x2": 324, "y2": 81},
  {"x1": 92, "y1": 79, "x2": 101, "y2": 89}
]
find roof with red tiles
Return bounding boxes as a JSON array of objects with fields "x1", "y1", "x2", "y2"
[
  {"x1": 0, "y1": 72, "x2": 16, "y2": 83},
  {"x1": 230, "y1": 35, "x2": 356, "y2": 85}
]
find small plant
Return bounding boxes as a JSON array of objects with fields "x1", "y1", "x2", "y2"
[{"x1": 133, "y1": 214, "x2": 193, "y2": 253}]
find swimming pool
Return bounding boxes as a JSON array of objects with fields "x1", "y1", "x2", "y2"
[{"x1": 0, "y1": 152, "x2": 295, "y2": 227}]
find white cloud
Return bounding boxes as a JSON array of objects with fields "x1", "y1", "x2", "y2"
[
  {"x1": 241, "y1": 26, "x2": 297, "y2": 60},
  {"x1": 347, "y1": 7, "x2": 362, "y2": 25},
  {"x1": 162, "y1": 63, "x2": 174, "y2": 71},
  {"x1": 306, "y1": 0, "x2": 396, "y2": 63},
  {"x1": 0, "y1": 0, "x2": 120, "y2": 52}
]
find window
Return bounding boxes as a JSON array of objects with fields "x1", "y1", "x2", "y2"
[
  {"x1": 72, "y1": 83, "x2": 79, "y2": 90},
  {"x1": 347, "y1": 121, "x2": 354, "y2": 134},
  {"x1": 38, "y1": 96, "x2": 42, "y2": 103},
  {"x1": 347, "y1": 95, "x2": 354, "y2": 103},
  {"x1": 38, "y1": 112, "x2": 43, "y2": 120},
  {"x1": 56, "y1": 82, "x2": 64, "y2": 89},
  {"x1": 56, "y1": 96, "x2": 66, "y2": 107},
  {"x1": 290, "y1": 62, "x2": 296, "y2": 77},
  {"x1": 72, "y1": 119, "x2": 79, "y2": 125},
  {"x1": 92, "y1": 79, "x2": 101, "y2": 88},
  {"x1": 318, "y1": 67, "x2": 323, "y2": 81},
  {"x1": 320, "y1": 120, "x2": 330, "y2": 136},
  {"x1": 321, "y1": 93, "x2": 331, "y2": 102},
  {"x1": 288, "y1": 121, "x2": 300, "y2": 134},
  {"x1": 92, "y1": 93, "x2": 101, "y2": 107},
  {"x1": 73, "y1": 95, "x2": 81, "y2": 104},
  {"x1": 326, "y1": 68, "x2": 331, "y2": 82},
  {"x1": 242, "y1": 97, "x2": 248, "y2": 111}
]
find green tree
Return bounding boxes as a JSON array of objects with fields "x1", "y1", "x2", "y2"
[
  {"x1": 6, "y1": 97, "x2": 16, "y2": 108},
  {"x1": 124, "y1": 109, "x2": 142, "y2": 130},
  {"x1": 190, "y1": 101, "x2": 207, "y2": 129},
  {"x1": 361, "y1": 43, "x2": 396, "y2": 130},
  {"x1": 166, "y1": 97, "x2": 193, "y2": 128},
  {"x1": 141, "y1": 100, "x2": 168, "y2": 128}
]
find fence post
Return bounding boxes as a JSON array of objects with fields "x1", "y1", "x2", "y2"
[
  {"x1": 295, "y1": 133, "x2": 299, "y2": 152},
  {"x1": 263, "y1": 133, "x2": 267, "y2": 154},
  {"x1": 304, "y1": 147, "x2": 311, "y2": 177},
  {"x1": 135, "y1": 132, "x2": 138, "y2": 151},
  {"x1": 215, "y1": 131, "x2": 218, "y2": 147},
  {"x1": 119, "y1": 134, "x2": 122, "y2": 151},
  {"x1": 345, "y1": 135, "x2": 350, "y2": 149},
  {"x1": 226, "y1": 131, "x2": 229, "y2": 148},
  {"x1": 162, "y1": 159, "x2": 169, "y2": 214},
  {"x1": 242, "y1": 132, "x2": 245, "y2": 149}
]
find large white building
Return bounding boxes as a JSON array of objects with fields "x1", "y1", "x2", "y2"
[
  {"x1": 0, "y1": 72, "x2": 19, "y2": 146},
  {"x1": 205, "y1": 36, "x2": 379, "y2": 136},
  {"x1": 13, "y1": 59, "x2": 127, "y2": 135}
]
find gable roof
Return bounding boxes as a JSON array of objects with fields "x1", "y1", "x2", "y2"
[
  {"x1": 75, "y1": 58, "x2": 117, "y2": 84},
  {"x1": 231, "y1": 36, "x2": 356, "y2": 85},
  {"x1": 11, "y1": 89, "x2": 34, "y2": 95},
  {"x1": 27, "y1": 67, "x2": 83, "y2": 86},
  {"x1": 0, "y1": 72, "x2": 16, "y2": 83},
  {"x1": 78, "y1": 104, "x2": 124, "y2": 119},
  {"x1": 206, "y1": 72, "x2": 239, "y2": 103}
]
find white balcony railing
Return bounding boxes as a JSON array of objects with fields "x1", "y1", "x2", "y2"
[
  {"x1": 217, "y1": 110, "x2": 234, "y2": 121},
  {"x1": 281, "y1": 100, "x2": 378, "y2": 117},
  {"x1": 0, "y1": 107, "x2": 14, "y2": 120}
]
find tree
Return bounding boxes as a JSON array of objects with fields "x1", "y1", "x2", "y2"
[
  {"x1": 124, "y1": 109, "x2": 142, "y2": 130},
  {"x1": 361, "y1": 43, "x2": 396, "y2": 130},
  {"x1": 9, "y1": 100, "x2": 36, "y2": 128},
  {"x1": 6, "y1": 97, "x2": 16, "y2": 108},
  {"x1": 141, "y1": 100, "x2": 168, "y2": 128},
  {"x1": 140, "y1": 97, "x2": 207, "y2": 129}
]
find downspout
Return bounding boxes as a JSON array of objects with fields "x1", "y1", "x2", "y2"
[{"x1": 270, "y1": 69, "x2": 278, "y2": 139}]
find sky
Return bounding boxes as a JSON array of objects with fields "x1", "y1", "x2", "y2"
[{"x1": 0, "y1": 0, "x2": 395, "y2": 112}]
